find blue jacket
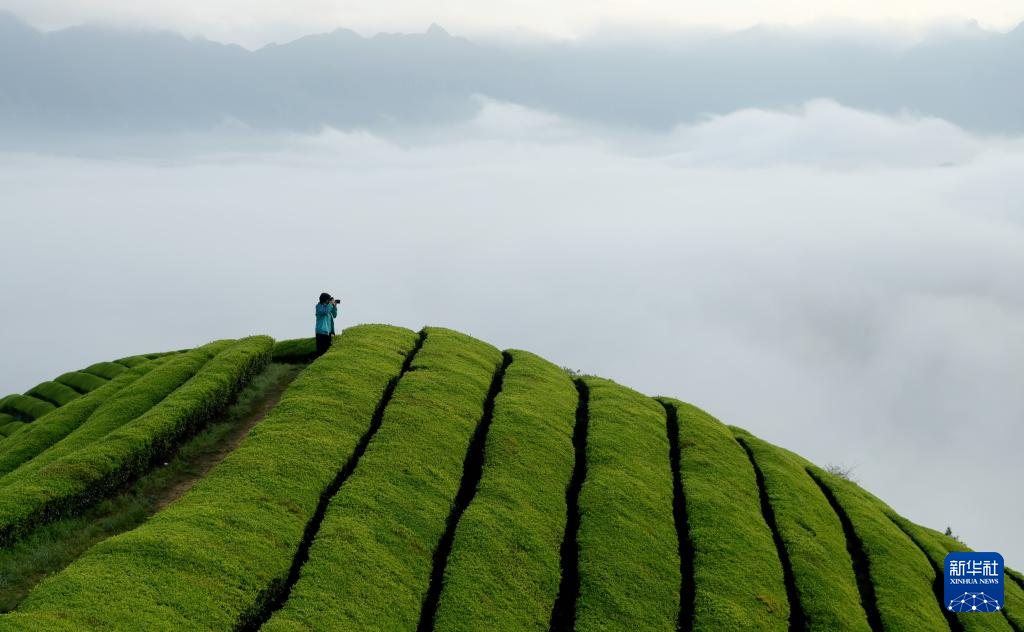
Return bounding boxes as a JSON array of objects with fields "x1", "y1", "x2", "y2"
[{"x1": 315, "y1": 302, "x2": 338, "y2": 335}]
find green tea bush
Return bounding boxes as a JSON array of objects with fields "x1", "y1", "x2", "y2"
[
  {"x1": 25, "y1": 382, "x2": 81, "y2": 407},
  {"x1": 264, "y1": 327, "x2": 502, "y2": 631},
  {"x1": 731, "y1": 428, "x2": 872, "y2": 631},
  {"x1": 0, "y1": 339, "x2": 269, "y2": 545},
  {"x1": 81, "y1": 362, "x2": 126, "y2": 381},
  {"x1": 1003, "y1": 568, "x2": 1024, "y2": 630},
  {"x1": 886, "y1": 514, "x2": 1012, "y2": 632},
  {"x1": 0, "y1": 363, "x2": 159, "y2": 479},
  {"x1": 433, "y1": 349, "x2": 578, "y2": 632},
  {"x1": 55, "y1": 372, "x2": 107, "y2": 394},
  {"x1": 1009, "y1": 569, "x2": 1024, "y2": 587},
  {"x1": 0, "y1": 422, "x2": 25, "y2": 438},
  {"x1": 0, "y1": 326, "x2": 1013, "y2": 631},
  {"x1": 114, "y1": 355, "x2": 151, "y2": 368},
  {"x1": 1, "y1": 325, "x2": 417, "y2": 630},
  {"x1": 1, "y1": 346, "x2": 228, "y2": 486},
  {"x1": 572, "y1": 379, "x2": 678, "y2": 631},
  {"x1": 271, "y1": 337, "x2": 317, "y2": 363},
  {"x1": 0, "y1": 396, "x2": 55, "y2": 422},
  {"x1": 662, "y1": 399, "x2": 788, "y2": 631},
  {"x1": 807, "y1": 466, "x2": 948, "y2": 631}
]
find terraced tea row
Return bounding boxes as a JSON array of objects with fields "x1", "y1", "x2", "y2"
[
  {"x1": 0, "y1": 326, "x2": 419, "y2": 629},
  {"x1": 0, "y1": 360, "x2": 167, "y2": 478},
  {"x1": 0, "y1": 337, "x2": 271, "y2": 545},
  {"x1": 731, "y1": 430, "x2": 872, "y2": 631},
  {"x1": 575, "y1": 379, "x2": 679, "y2": 630},
  {"x1": 0, "y1": 350, "x2": 177, "y2": 438},
  {"x1": 0, "y1": 325, "x2": 1019, "y2": 631},
  {"x1": 264, "y1": 327, "x2": 503, "y2": 630},
  {"x1": 888, "y1": 513, "x2": 1013, "y2": 632},
  {"x1": 434, "y1": 350, "x2": 577, "y2": 631}
]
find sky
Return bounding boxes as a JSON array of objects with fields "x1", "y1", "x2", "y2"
[
  {"x1": 0, "y1": 0, "x2": 1022, "y2": 577},
  {"x1": 1, "y1": 0, "x2": 1022, "y2": 46}
]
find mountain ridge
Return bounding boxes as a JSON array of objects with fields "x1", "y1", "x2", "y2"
[{"x1": 1, "y1": 9, "x2": 1022, "y2": 140}]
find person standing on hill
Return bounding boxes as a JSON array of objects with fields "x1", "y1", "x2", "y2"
[{"x1": 315, "y1": 292, "x2": 340, "y2": 357}]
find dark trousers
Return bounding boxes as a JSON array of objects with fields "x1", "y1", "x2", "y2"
[{"x1": 315, "y1": 333, "x2": 332, "y2": 357}]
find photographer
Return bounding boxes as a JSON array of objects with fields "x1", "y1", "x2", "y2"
[{"x1": 315, "y1": 292, "x2": 341, "y2": 357}]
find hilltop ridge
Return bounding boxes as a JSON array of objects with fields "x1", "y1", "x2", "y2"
[{"x1": 0, "y1": 325, "x2": 1020, "y2": 630}]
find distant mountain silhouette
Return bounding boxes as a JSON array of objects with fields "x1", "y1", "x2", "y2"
[{"x1": 1, "y1": 10, "x2": 1022, "y2": 141}]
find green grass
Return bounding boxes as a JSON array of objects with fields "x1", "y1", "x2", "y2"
[
  {"x1": 431, "y1": 349, "x2": 578, "y2": 632},
  {"x1": 272, "y1": 337, "x2": 317, "y2": 364},
  {"x1": 0, "y1": 362, "x2": 162, "y2": 478},
  {"x1": 572, "y1": 378, "x2": 678, "y2": 631},
  {"x1": 54, "y1": 372, "x2": 108, "y2": 394},
  {"x1": 0, "y1": 325, "x2": 418, "y2": 630},
  {"x1": 24, "y1": 382, "x2": 81, "y2": 408},
  {"x1": 80, "y1": 362, "x2": 126, "y2": 381},
  {"x1": 0, "y1": 338, "x2": 271, "y2": 546},
  {"x1": 806, "y1": 465, "x2": 950, "y2": 631},
  {"x1": 0, "y1": 363, "x2": 300, "y2": 613},
  {"x1": 730, "y1": 428, "x2": 874, "y2": 631},
  {"x1": 660, "y1": 399, "x2": 787, "y2": 631},
  {"x1": 0, "y1": 396, "x2": 55, "y2": 422},
  {"x1": 263, "y1": 327, "x2": 502, "y2": 631}
]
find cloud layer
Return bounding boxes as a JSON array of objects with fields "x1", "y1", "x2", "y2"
[{"x1": 2, "y1": 101, "x2": 1022, "y2": 567}]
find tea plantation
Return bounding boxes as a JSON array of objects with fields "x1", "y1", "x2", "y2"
[
  {"x1": 0, "y1": 351, "x2": 179, "y2": 440},
  {"x1": 0, "y1": 325, "x2": 1019, "y2": 631}
]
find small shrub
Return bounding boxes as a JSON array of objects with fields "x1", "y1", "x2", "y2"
[
  {"x1": 825, "y1": 463, "x2": 857, "y2": 482},
  {"x1": 943, "y1": 526, "x2": 965, "y2": 545}
]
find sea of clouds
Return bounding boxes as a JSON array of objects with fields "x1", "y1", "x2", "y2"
[{"x1": 2, "y1": 99, "x2": 1022, "y2": 566}]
